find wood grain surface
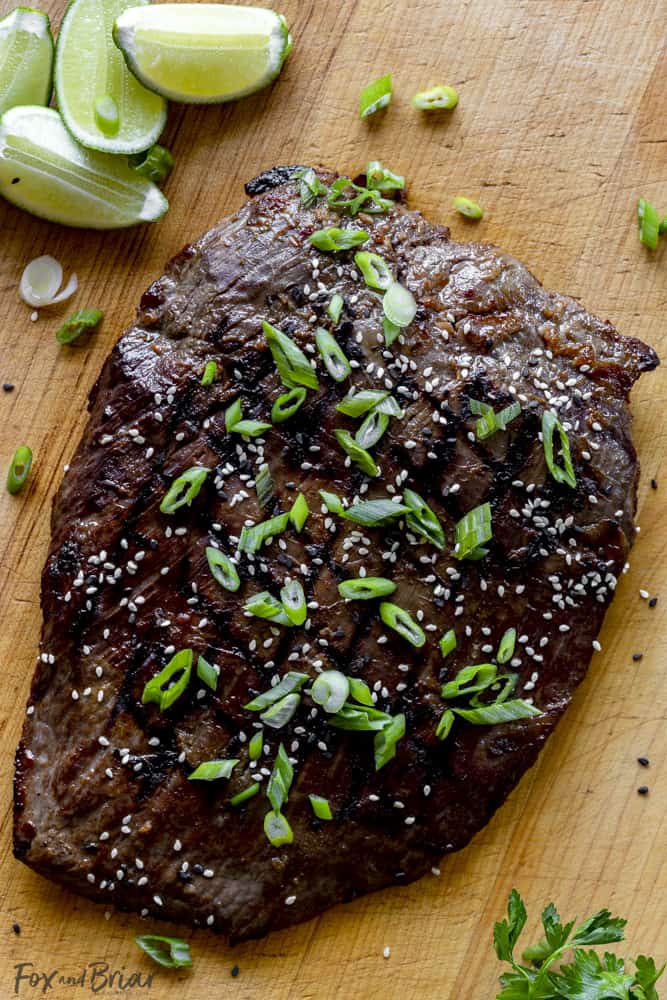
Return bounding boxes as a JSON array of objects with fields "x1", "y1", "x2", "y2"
[{"x1": 0, "y1": 1, "x2": 665, "y2": 997}]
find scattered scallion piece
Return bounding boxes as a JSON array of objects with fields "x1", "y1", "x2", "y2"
[
  {"x1": 271, "y1": 386, "x2": 306, "y2": 423},
  {"x1": 379, "y1": 602, "x2": 426, "y2": 647},
  {"x1": 160, "y1": 466, "x2": 209, "y2": 514},
  {"x1": 244, "y1": 591, "x2": 292, "y2": 626},
  {"x1": 230, "y1": 783, "x2": 260, "y2": 807},
  {"x1": 141, "y1": 649, "x2": 192, "y2": 711},
  {"x1": 295, "y1": 166, "x2": 327, "y2": 207},
  {"x1": 55, "y1": 307, "x2": 103, "y2": 345},
  {"x1": 454, "y1": 700, "x2": 542, "y2": 725},
  {"x1": 206, "y1": 545, "x2": 241, "y2": 592},
  {"x1": 262, "y1": 320, "x2": 319, "y2": 390},
  {"x1": 6, "y1": 445, "x2": 32, "y2": 494},
  {"x1": 497, "y1": 627, "x2": 516, "y2": 665},
  {"x1": 200, "y1": 360, "x2": 217, "y2": 386},
  {"x1": 338, "y1": 576, "x2": 397, "y2": 600},
  {"x1": 309, "y1": 794, "x2": 333, "y2": 820},
  {"x1": 315, "y1": 327, "x2": 351, "y2": 382},
  {"x1": 438, "y1": 629, "x2": 457, "y2": 659},
  {"x1": 311, "y1": 670, "x2": 350, "y2": 714},
  {"x1": 470, "y1": 398, "x2": 521, "y2": 440},
  {"x1": 239, "y1": 512, "x2": 289, "y2": 553},
  {"x1": 403, "y1": 488, "x2": 445, "y2": 548},
  {"x1": 374, "y1": 394, "x2": 403, "y2": 417},
  {"x1": 412, "y1": 84, "x2": 459, "y2": 110},
  {"x1": 454, "y1": 502, "x2": 492, "y2": 560},
  {"x1": 328, "y1": 703, "x2": 392, "y2": 731},
  {"x1": 337, "y1": 389, "x2": 389, "y2": 417},
  {"x1": 188, "y1": 758, "x2": 239, "y2": 781},
  {"x1": 260, "y1": 692, "x2": 301, "y2": 728},
  {"x1": 327, "y1": 292, "x2": 344, "y2": 324},
  {"x1": 373, "y1": 712, "x2": 405, "y2": 770},
  {"x1": 225, "y1": 397, "x2": 271, "y2": 438},
  {"x1": 248, "y1": 730, "x2": 264, "y2": 762},
  {"x1": 366, "y1": 160, "x2": 405, "y2": 192},
  {"x1": 354, "y1": 250, "x2": 393, "y2": 291},
  {"x1": 383, "y1": 316, "x2": 402, "y2": 346},
  {"x1": 308, "y1": 227, "x2": 369, "y2": 252},
  {"x1": 196, "y1": 654, "x2": 219, "y2": 692},
  {"x1": 327, "y1": 177, "x2": 393, "y2": 215},
  {"x1": 359, "y1": 74, "x2": 392, "y2": 118},
  {"x1": 452, "y1": 196, "x2": 483, "y2": 220},
  {"x1": 355, "y1": 409, "x2": 389, "y2": 449},
  {"x1": 289, "y1": 493, "x2": 309, "y2": 532},
  {"x1": 542, "y1": 410, "x2": 576, "y2": 488},
  {"x1": 637, "y1": 196, "x2": 660, "y2": 250},
  {"x1": 349, "y1": 677, "x2": 374, "y2": 706},
  {"x1": 266, "y1": 743, "x2": 293, "y2": 813},
  {"x1": 436, "y1": 708, "x2": 455, "y2": 741},
  {"x1": 135, "y1": 935, "x2": 192, "y2": 969},
  {"x1": 441, "y1": 662, "x2": 498, "y2": 700},
  {"x1": 264, "y1": 809, "x2": 293, "y2": 846},
  {"x1": 334, "y1": 428, "x2": 379, "y2": 477},
  {"x1": 255, "y1": 464, "x2": 273, "y2": 507},
  {"x1": 383, "y1": 281, "x2": 417, "y2": 328},
  {"x1": 129, "y1": 144, "x2": 174, "y2": 185},
  {"x1": 319, "y1": 490, "x2": 409, "y2": 526},
  {"x1": 245, "y1": 672, "x2": 309, "y2": 711},
  {"x1": 280, "y1": 578, "x2": 307, "y2": 625}
]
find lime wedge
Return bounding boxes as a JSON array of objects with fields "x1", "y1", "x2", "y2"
[
  {"x1": 113, "y1": 3, "x2": 291, "y2": 104},
  {"x1": 55, "y1": 0, "x2": 167, "y2": 155},
  {"x1": 0, "y1": 106, "x2": 168, "y2": 228},
  {"x1": 0, "y1": 7, "x2": 54, "y2": 115}
]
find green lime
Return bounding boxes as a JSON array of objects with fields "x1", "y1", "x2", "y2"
[
  {"x1": 0, "y1": 7, "x2": 54, "y2": 115},
  {"x1": 0, "y1": 105, "x2": 168, "y2": 228},
  {"x1": 113, "y1": 3, "x2": 291, "y2": 104},
  {"x1": 55, "y1": 0, "x2": 167, "y2": 155}
]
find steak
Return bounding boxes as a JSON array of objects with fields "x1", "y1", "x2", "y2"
[{"x1": 13, "y1": 167, "x2": 658, "y2": 942}]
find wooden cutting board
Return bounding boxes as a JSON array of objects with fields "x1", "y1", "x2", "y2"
[{"x1": 0, "y1": 1, "x2": 665, "y2": 996}]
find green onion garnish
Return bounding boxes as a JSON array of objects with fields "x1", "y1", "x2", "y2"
[
  {"x1": 319, "y1": 490, "x2": 409, "y2": 526},
  {"x1": 453, "y1": 700, "x2": 542, "y2": 726},
  {"x1": 129, "y1": 144, "x2": 174, "y2": 185},
  {"x1": 454, "y1": 502, "x2": 492, "y2": 560},
  {"x1": 470, "y1": 398, "x2": 521, "y2": 440},
  {"x1": 637, "y1": 197, "x2": 660, "y2": 250},
  {"x1": 542, "y1": 410, "x2": 576, "y2": 488},
  {"x1": 359, "y1": 74, "x2": 392, "y2": 118},
  {"x1": 141, "y1": 649, "x2": 192, "y2": 711},
  {"x1": 206, "y1": 545, "x2": 241, "y2": 592},
  {"x1": 230, "y1": 783, "x2": 260, "y2": 807},
  {"x1": 296, "y1": 166, "x2": 327, "y2": 208},
  {"x1": 196, "y1": 654, "x2": 219, "y2": 691},
  {"x1": 308, "y1": 227, "x2": 370, "y2": 252},
  {"x1": 379, "y1": 602, "x2": 426, "y2": 647},
  {"x1": 264, "y1": 810, "x2": 293, "y2": 846},
  {"x1": 349, "y1": 677, "x2": 374, "y2": 706},
  {"x1": 271, "y1": 386, "x2": 307, "y2": 423},
  {"x1": 280, "y1": 579, "x2": 307, "y2": 625},
  {"x1": 438, "y1": 629, "x2": 457, "y2": 659},
  {"x1": 245, "y1": 672, "x2": 309, "y2": 711},
  {"x1": 383, "y1": 316, "x2": 402, "y2": 346},
  {"x1": 266, "y1": 743, "x2": 293, "y2": 813},
  {"x1": 200, "y1": 360, "x2": 217, "y2": 386},
  {"x1": 244, "y1": 591, "x2": 292, "y2": 626},
  {"x1": 327, "y1": 177, "x2": 393, "y2": 215},
  {"x1": 309, "y1": 794, "x2": 333, "y2": 820},
  {"x1": 436, "y1": 708, "x2": 455, "y2": 741},
  {"x1": 403, "y1": 488, "x2": 445, "y2": 549},
  {"x1": 338, "y1": 576, "x2": 397, "y2": 600},
  {"x1": 383, "y1": 281, "x2": 417, "y2": 328},
  {"x1": 315, "y1": 327, "x2": 351, "y2": 382},
  {"x1": 327, "y1": 292, "x2": 344, "y2": 324},
  {"x1": 56, "y1": 308, "x2": 103, "y2": 345},
  {"x1": 160, "y1": 466, "x2": 209, "y2": 514},
  {"x1": 261, "y1": 692, "x2": 301, "y2": 728},
  {"x1": 311, "y1": 670, "x2": 350, "y2": 713},
  {"x1": 453, "y1": 196, "x2": 483, "y2": 220},
  {"x1": 6, "y1": 445, "x2": 32, "y2": 494},
  {"x1": 354, "y1": 251, "x2": 393, "y2": 291},
  {"x1": 188, "y1": 758, "x2": 239, "y2": 781},
  {"x1": 239, "y1": 512, "x2": 289, "y2": 553},
  {"x1": 366, "y1": 160, "x2": 405, "y2": 192},
  {"x1": 248, "y1": 729, "x2": 263, "y2": 761},
  {"x1": 225, "y1": 397, "x2": 271, "y2": 438},
  {"x1": 374, "y1": 394, "x2": 403, "y2": 417},
  {"x1": 328, "y1": 703, "x2": 391, "y2": 731},
  {"x1": 262, "y1": 320, "x2": 319, "y2": 390},
  {"x1": 334, "y1": 429, "x2": 379, "y2": 477},
  {"x1": 255, "y1": 464, "x2": 273, "y2": 507},
  {"x1": 373, "y1": 712, "x2": 405, "y2": 770},
  {"x1": 337, "y1": 389, "x2": 389, "y2": 417},
  {"x1": 412, "y1": 84, "x2": 459, "y2": 110},
  {"x1": 355, "y1": 410, "x2": 389, "y2": 449},
  {"x1": 441, "y1": 662, "x2": 497, "y2": 700},
  {"x1": 497, "y1": 627, "x2": 516, "y2": 665},
  {"x1": 289, "y1": 493, "x2": 309, "y2": 532},
  {"x1": 135, "y1": 935, "x2": 192, "y2": 969},
  {"x1": 660, "y1": 217, "x2": 667, "y2": 235}
]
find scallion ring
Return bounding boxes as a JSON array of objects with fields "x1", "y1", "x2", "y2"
[
  {"x1": 412, "y1": 84, "x2": 459, "y2": 110},
  {"x1": 263, "y1": 320, "x2": 319, "y2": 390},
  {"x1": 239, "y1": 512, "x2": 290, "y2": 553},
  {"x1": 453, "y1": 502, "x2": 492, "y2": 561},
  {"x1": 271, "y1": 386, "x2": 307, "y2": 423},
  {"x1": 244, "y1": 591, "x2": 292, "y2": 627},
  {"x1": 200, "y1": 360, "x2": 217, "y2": 386},
  {"x1": 379, "y1": 602, "x2": 426, "y2": 648},
  {"x1": 6, "y1": 445, "x2": 32, "y2": 494},
  {"x1": 383, "y1": 281, "x2": 417, "y2": 329},
  {"x1": 403, "y1": 488, "x2": 445, "y2": 549},
  {"x1": 338, "y1": 577, "x2": 396, "y2": 600},
  {"x1": 308, "y1": 227, "x2": 370, "y2": 252},
  {"x1": 438, "y1": 629, "x2": 457, "y2": 659},
  {"x1": 365, "y1": 160, "x2": 405, "y2": 192},
  {"x1": 315, "y1": 327, "x2": 351, "y2": 382},
  {"x1": 637, "y1": 197, "x2": 660, "y2": 250},
  {"x1": 135, "y1": 936, "x2": 192, "y2": 969},
  {"x1": 196, "y1": 654, "x2": 219, "y2": 691},
  {"x1": 260, "y1": 692, "x2": 301, "y2": 728},
  {"x1": 334, "y1": 429, "x2": 379, "y2": 477},
  {"x1": 359, "y1": 74, "x2": 392, "y2": 118},
  {"x1": 129, "y1": 144, "x2": 174, "y2": 185},
  {"x1": 373, "y1": 712, "x2": 405, "y2": 770},
  {"x1": 280, "y1": 579, "x2": 307, "y2": 625},
  {"x1": 56, "y1": 308, "x2": 103, "y2": 345},
  {"x1": 188, "y1": 759, "x2": 238, "y2": 781},
  {"x1": 355, "y1": 409, "x2": 389, "y2": 449},
  {"x1": 289, "y1": 493, "x2": 309, "y2": 532},
  {"x1": 309, "y1": 794, "x2": 333, "y2": 820},
  {"x1": 327, "y1": 292, "x2": 344, "y2": 324},
  {"x1": 354, "y1": 251, "x2": 393, "y2": 291},
  {"x1": 160, "y1": 466, "x2": 209, "y2": 515},
  {"x1": 497, "y1": 627, "x2": 516, "y2": 665},
  {"x1": 452, "y1": 196, "x2": 483, "y2": 220},
  {"x1": 311, "y1": 670, "x2": 350, "y2": 714},
  {"x1": 542, "y1": 410, "x2": 576, "y2": 488},
  {"x1": 264, "y1": 810, "x2": 293, "y2": 846},
  {"x1": 206, "y1": 546, "x2": 240, "y2": 592},
  {"x1": 141, "y1": 649, "x2": 192, "y2": 711},
  {"x1": 337, "y1": 389, "x2": 389, "y2": 417},
  {"x1": 245, "y1": 672, "x2": 309, "y2": 711}
]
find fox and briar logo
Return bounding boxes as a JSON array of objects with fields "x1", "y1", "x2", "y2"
[{"x1": 13, "y1": 962, "x2": 154, "y2": 995}]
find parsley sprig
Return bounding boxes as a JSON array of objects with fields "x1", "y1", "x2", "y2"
[{"x1": 494, "y1": 889, "x2": 664, "y2": 999}]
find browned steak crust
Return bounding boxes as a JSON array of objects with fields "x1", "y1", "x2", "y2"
[{"x1": 13, "y1": 168, "x2": 658, "y2": 941}]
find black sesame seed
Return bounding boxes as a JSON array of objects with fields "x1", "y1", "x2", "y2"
[
  {"x1": 649, "y1": 597, "x2": 658, "y2": 608},
  {"x1": 637, "y1": 785, "x2": 649, "y2": 795},
  {"x1": 231, "y1": 965, "x2": 240, "y2": 978},
  {"x1": 3, "y1": 383, "x2": 14, "y2": 392},
  {"x1": 12, "y1": 923, "x2": 20, "y2": 935},
  {"x1": 192, "y1": 863, "x2": 204, "y2": 875},
  {"x1": 632, "y1": 652, "x2": 643, "y2": 662},
  {"x1": 637, "y1": 756, "x2": 649, "y2": 767},
  {"x1": 651, "y1": 478, "x2": 658, "y2": 490}
]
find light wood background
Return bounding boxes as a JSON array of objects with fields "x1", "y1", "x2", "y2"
[{"x1": 0, "y1": 1, "x2": 665, "y2": 996}]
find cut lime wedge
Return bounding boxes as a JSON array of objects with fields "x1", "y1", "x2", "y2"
[
  {"x1": 0, "y1": 106, "x2": 168, "y2": 228},
  {"x1": 113, "y1": 3, "x2": 291, "y2": 104},
  {"x1": 55, "y1": 0, "x2": 167, "y2": 155},
  {"x1": 0, "y1": 7, "x2": 54, "y2": 115}
]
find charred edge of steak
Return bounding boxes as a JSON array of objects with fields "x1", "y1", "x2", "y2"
[{"x1": 245, "y1": 165, "x2": 308, "y2": 196}]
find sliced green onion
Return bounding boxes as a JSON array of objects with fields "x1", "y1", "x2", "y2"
[
  {"x1": 374, "y1": 395, "x2": 403, "y2": 417},
  {"x1": 248, "y1": 729, "x2": 263, "y2": 761},
  {"x1": 289, "y1": 493, "x2": 309, "y2": 532},
  {"x1": 230, "y1": 783, "x2": 260, "y2": 807},
  {"x1": 6, "y1": 445, "x2": 32, "y2": 494},
  {"x1": 135, "y1": 935, "x2": 192, "y2": 969},
  {"x1": 188, "y1": 758, "x2": 238, "y2": 781},
  {"x1": 262, "y1": 320, "x2": 319, "y2": 390},
  {"x1": 338, "y1": 576, "x2": 396, "y2": 601},
  {"x1": 436, "y1": 708, "x2": 455, "y2": 741},
  {"x1": 261, "y1": 692, "x2": 301, "y2": 728},
  {"x1": 470, "y1": 672, "x2": 517, "y2": 708},
  {"x1": 453, "y1": 196, "x2": 483, "y2": 220},
  {"x1": 308, "y1": 227, "x2": 369, "y2": 252},
  {"x1": 470, "y1": 398, "x2": 521, "y2": 440},
  {"x1": 438, "y1": 629, "x2": 457, "y2": 659},
  {"x1": 200, "y1": 360, "x2": 217, "y2": 386},
  {"x1": 309, "y1": 794, "x2": 333, "y2": 820},
  {"x1": 660, "y1": 217, "x2": 667, "y2": 235},
  {"x1": 337, "y1": 389, "x2": 389, "y2": 417},
  {"x1": 349, "y1": 677, "x2": 374, "y2": 706},
  {"x1": 327, "y1": 292, "x2": 344, "y2": 324},
  {"x1": 327, "y1": 177, "x2": 393, "y2": 215},
  {"x1": 239, "y1": 512, "x2": 289, "y2": 553},
  {"x1": 311, "y1": 670, "x2": 350, "y2": 714},
  {"x1": 266, "y1": 743, "x2": 293, "y2": 813},
  {"x1": 206, "y1": 546, "x2": 241, "y2": 592},
  {"x1": 244, "y1": 591, "x2": 292, "y2": 626},
  {"x1": 383, "y1": 316, "x2": 402, "y2": 346},
  {"x1": 272, "y1": 386, "x2": 307, "y2": 423},
  {"x1": 245, "y1": 673, "x2": 309, "y2": 711},
  {"x1": 454, "y1": 502, "x2": 492, "y2": 560},
  {"x1": 225, "y1": 397, "x2": 271, "y2": 438},
  {"x1": 224, "y1": 397, "x2": 242, "y2": 430},
  {"x1": 255, "y1": 464, "x2": 273, "y2": 507},
  {"x1": 354, "y1": 251, "x2": 393, "y2": 291},
  {"x1": 315, "y1": 327, "x2": 351, "y2": 382},
  {"x1": 441, "y1": 662, "x2": 497, "y2": 700},
  {"x1": 542, "y1": 410, "x2": 576, "y2": 488},
  {"x1": 638, "y1": 196, "x2": 660, "y2": 250},
  {"x1": 141, "y1": 649, "x2": 192, "y2": 711},
  {"x1": 412, "y1": 84, "x2": 459, "y2": 110},
  {"x1": 454, "y1": 699, "x2": 542, "y2": 725},
  {"x1": 359, "y1": 74, "x2": 392, "y2": 118},
  {"x1": 355, "y1": 410, "x2": 389, "y2": 449},
  {"x1": 94, "y1": 95, "x2": 119, "y2": 136},
  {"x1": 280, "y1": 579, "x2": 307, "y2": 625},
  {"x1": 319, "y1": 489, "x2": 345, "y2": 515},
  {"x1": 264, "y1": 810, "x2": 293, "y2": 846},
  {"x1": 383, "y1": 281, "x2": 417, "y2": 328},
  {"x1": 497, "y1": 627, "x2": 516, "y2": 665},
  {"x1": 160, "y1": 466, "x2": 209, "y2": 514},
  {"x1": 328, "y1": 703, "x2": 391, "y2": 731},
  {"x1": 56, "y1": 307, "x2": 103, "y2": 345},
  {"x1": 296, "y1": 166, "x2": 327, "y2": 207},
  {"x1": 379, "y1": 602, "x2": 426, "y2": 647},
  {"x1": 129, "y1": 144, "x2": 174, "y2": 185},
  {"x1": 403, "y1": 488, "x2": 445, "y2": 549},
  {"x1": 374, "y1": 712, "x2": 405, "y2": 770},
  {"x1": 196, "y1": 654, "x2": 219, "y2": 691},
  {"x1": 319, "y1": 491, "x2": 409, "y2": 526},
  {"x1": 335, "y1": 429, "x2": 379, "y2": 477},
  {"x1": 366, "y1": 160, "x2": 405, "y2": 192}
]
